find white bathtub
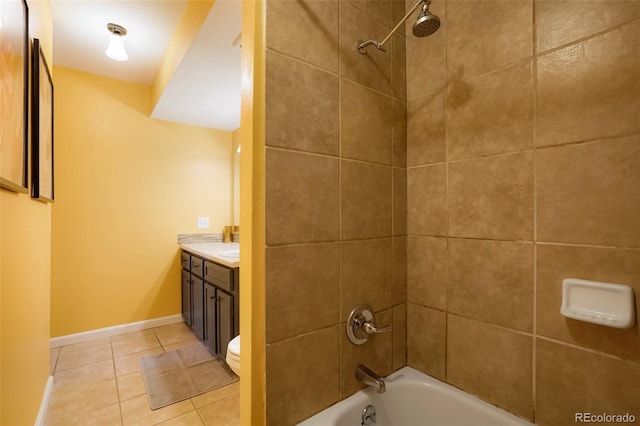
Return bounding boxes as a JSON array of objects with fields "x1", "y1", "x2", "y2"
[{"x1": 299, "y1": 367, "x2": 532, "y2": 426}]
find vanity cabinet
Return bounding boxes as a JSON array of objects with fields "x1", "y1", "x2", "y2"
[{"x1": 181, "y1": 250, "x2": 239, "y2": 355}]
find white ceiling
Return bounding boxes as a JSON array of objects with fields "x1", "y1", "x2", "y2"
[{"x1": 51, "y1": 0, "x2": 242, "y2": 132}]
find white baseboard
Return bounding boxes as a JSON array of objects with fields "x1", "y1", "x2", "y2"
[
  {"x1": 35, "y1": 375, "x2": 54, "y2": 426},
  {"x1": 50, "y1": 314, "x2": 183, "y2": 348}
]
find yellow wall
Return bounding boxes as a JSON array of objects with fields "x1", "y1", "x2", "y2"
[
  {"x1": 0, "y1": 1, "x2": 53, "y2": 424},
  {"x1": 240, "y1": 1, "x2": 266, "y2": 424},
  {"x1": 51, "y1": 66, "x2": 233, "y2": 337}
]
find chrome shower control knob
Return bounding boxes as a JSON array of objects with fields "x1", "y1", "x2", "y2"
[{"x1": 347, "y1": 304, "x2": 393, "y2": 345}]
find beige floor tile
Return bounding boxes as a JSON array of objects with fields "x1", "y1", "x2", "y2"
[
  {"x1": 117, "y1": 371, "x2": 146, "y2": 401},
  {"x1": 121, "y1": 394, "x2": 194, "y2": 426},
  {"x1": 197, "y1": 395, "x2": 240, "y2": 426},
  {"x1": 112, "y1": 334, "x2": 161, "y2": 357},
  {"x1": 49, "y1": 378, "x2": 119, "y2": 417},
  {"x1": 154, "y1": 322, "x2": 197, "y2": 347},
  {"x1": 162, "y1": 338, "x2": 201, "y2": 352},
  {"x1": 191, "y1": 382, "x2": 240, "y2": 409},
  {"x1": 115, "y1": 348, "x2": 165, "y2": 376},
  {"x1": 50, "y1": 348, "x2": 60, "y2": 375},
  {"x1": 45, "y1": 402, "x2": 122, "y2": 426},
  {"x1": 111, "y1": 328, "x2": 157, "y2": 344},
  {"x1": 154, "y1": 410, "x2": 204, "y2": 426},
  {"x1": 60, "y1": 337, "x2": 112, "y2": 353},
  {"x1": 54, "y1": 359, "x2": 115, "y2": 387},
  {"x1": 56, "y1": 343, "x2": 113, "y2": 372}
]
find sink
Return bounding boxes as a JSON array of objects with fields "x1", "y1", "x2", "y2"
[{"x1": 218, "y1": 249, "x2": 240, "y2": 258}]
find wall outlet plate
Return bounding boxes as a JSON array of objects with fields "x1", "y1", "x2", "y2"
[{"x1": 197, "y1": 217, "x2": 209, "y2": 229}]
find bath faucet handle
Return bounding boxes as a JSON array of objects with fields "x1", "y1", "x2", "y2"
[
  {"x1": 347, "y1": 304, "x2": 393, "y2": 345},
  {"x1": 362, "y1": 321, "x2": 392, "y2": 334}
]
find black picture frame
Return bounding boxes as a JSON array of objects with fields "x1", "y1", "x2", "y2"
[
  {"x1": 31, "y1": 38, "x2": 54, "y2": 202},
  {"x1": 0, "y1": 0, "x2": 29, "y2": 193}
]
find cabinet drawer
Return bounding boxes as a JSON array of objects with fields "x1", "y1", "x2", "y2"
[
  {"x1": 204, "y1": 261, "x2": 233, "y2": 292},
  {"x1": 181, "y1": 252, "x2": 191, "y2": 270},
  {"x1": 190, "y1": 256, "x2": 204, "y2": 278}
]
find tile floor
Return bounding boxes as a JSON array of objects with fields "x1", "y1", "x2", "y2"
[{"x1": 46, "y1": 322, "x2": 240, "y2": 426}]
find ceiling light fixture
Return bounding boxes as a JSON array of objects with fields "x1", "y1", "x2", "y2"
[{"x1": 105, "y1": 23, "x2": 128, "y2": 61}]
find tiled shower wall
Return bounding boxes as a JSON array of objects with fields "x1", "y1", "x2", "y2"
[
  {"x1": 406, "y1": 1, "x2": 640, "y2": 424},
  {"x1": 263, "y1": 0, "x2": 408, "y2": 424}
]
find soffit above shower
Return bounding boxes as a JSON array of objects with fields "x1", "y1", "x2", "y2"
[{"x1": 50, "y1": 0, "x2": 241, "y2": 131}]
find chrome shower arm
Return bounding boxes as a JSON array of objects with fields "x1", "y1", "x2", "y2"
[{"x1": 357, "y1": 0, "x2": 426, "y2": 54}]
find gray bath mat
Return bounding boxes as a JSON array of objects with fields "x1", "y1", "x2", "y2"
[{"x1": 139, "y1": 342, "x2": 238, "y2": 410}]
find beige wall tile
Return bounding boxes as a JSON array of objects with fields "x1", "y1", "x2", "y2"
[
  {"x1": 448, "y1": 238, "x2": 533, "y2": 332},
  {"x1": 341, "y1": 309, "x2": 393, "y2": 397},
  {"x1": 536, "y1": 21, "x2": 640, "y2": 146},
  {"x1": 341, "y1": 79, "x2": 392, "y2": 164},
  {"x1": 407, "y1": 164, "x2": 447, "y2": 236},
  {"x1": 346, "y1": 0, "x2": 392, "y2": 27},
  {"x1": 266, "y1": 51, "x2": 339, "y2": 156},
  {"x1": 537, "y1": 339, "x2": 640, "y2": 426},
  {"x1": 446, "y1": 0, "x2": 532, "y2": 81},
  {"x1": 266, "y1": 0, "x2": 339, "y2": 72},
  {"x1": 392, "y1": 99, "x2": 407, "y2": 167},
  {"x1": 447, "y1": 315, "x2": 534, "y2": 420},
  {"x1": 266, "y1": 243, "x2": 340, "y2": 343},
  {"x1": 393, "y1": 167, "x2": 407, "y2": 236},
  {"x1": 391, "y1": 35, "x2": 407, "y2": 100},
  {"x1": 407, "y1": 304, "x2": 445, "y2": 380},
  {"x1": 407, "y1": 236, "x2": 447, "y2": 310},
  {"x1": 407, "y1": 89, "x2": 446, "y2": 166},
  {"x1": 391, "y1": 236, "x2": 407, "y2": 306},
  {"x1": 341, "y1": 239, "x2": 392, "y2": 320},
  {"x1": 341, "y1": 161, "x2": 392, "y2": 240},
  {"x1": 406, "y1": 18, "x2": 446, "y2": 102},
  {"x1": 392, "y1": 303, "x2": 407, "y2": 370},
  {"x1": 536, "y1": 0, "x2": 640, "y2": 52},
  {"x1": 266, "y1": 326, "x2": 340, "y2": 425},
  {"x1": 447, "y1": 60, "x2": 533, "y2": 160},
  {"x1": 537, "y1": 137, "x2": 640, "y2": 248},
  {"x1": 340, "y1": 3, "x2": 392, "y2": 94},
  {"x1": 537, "y1": 244, "x2": 640, "y2": 362},
  {"x1": 449, "y1": 152, "x2": 534, "y2": 240},
  {"x1": 266, "y1": 149, "x2": 340, "y2": 245}
]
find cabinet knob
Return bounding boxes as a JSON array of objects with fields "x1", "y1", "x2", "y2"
[{"x1": 211, "y1": 296, "x2": 217, "y2": 301}]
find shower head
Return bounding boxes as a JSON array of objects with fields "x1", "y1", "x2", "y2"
[
  {"x1": 356, "y1": 0, "x2": 440, "y2": 54},
  {"x1": 412, "y1": 3, "x2": 441, "y2": 37}
]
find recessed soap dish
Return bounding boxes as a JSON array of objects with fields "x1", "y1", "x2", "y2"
[{"x1": 561, "y1": 278, "x2": 635, "y2": 329}]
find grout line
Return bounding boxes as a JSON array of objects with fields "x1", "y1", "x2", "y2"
[
  {"x1": 535, "y1": 335, "x2": 640, "y2": 365},
  {"x1": 535, "y1": 15, "x2": 640, "y2": 58},
  {"x1": 531, "y1": 0, "x2": 538, "y2": 416}
]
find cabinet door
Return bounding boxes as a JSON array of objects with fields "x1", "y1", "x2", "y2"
[
  {"x1": 191, "y1": 276, "x2": 205, "y2": 341},
  {"x1": 181, "y1": 270, "x2": 192, "y2": 325},
  {"x1": 217, "y1": 290, "x2": 234, "y2": 356},
  {"x1": 204, "y1": 284, "x2": 217, "y2": 354}
]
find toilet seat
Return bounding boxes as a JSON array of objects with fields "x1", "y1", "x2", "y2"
[
  {"x1": 226, "y1": 335, "x2": 241, "y2": 376},
  {"x1": 228, "y1": 335, "x2": 240, "y2": 356}
]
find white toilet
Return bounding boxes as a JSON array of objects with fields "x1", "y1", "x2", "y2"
[{"x1": 226, "y1": 335, "x2": 240, "y2": 377}]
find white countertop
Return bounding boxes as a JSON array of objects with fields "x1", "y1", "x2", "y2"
[{"x1": 180, "y1": 242, "x2": 239, "y2": 268}]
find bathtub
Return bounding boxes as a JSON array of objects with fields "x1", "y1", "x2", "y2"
[{"x1": 299, "y1": 367, "x2": 532, "y2": 426}]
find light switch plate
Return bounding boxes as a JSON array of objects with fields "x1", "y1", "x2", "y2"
[{"x1": 197, "y1": 216, "x2": 209, "y2": 229}]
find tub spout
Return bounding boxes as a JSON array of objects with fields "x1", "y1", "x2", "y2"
[{"x1": 356, "y1": 365, "x2": 386, "y2": 394}]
